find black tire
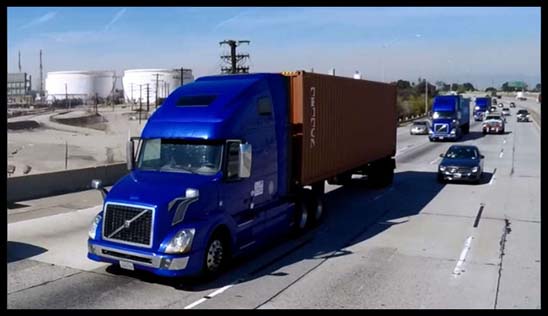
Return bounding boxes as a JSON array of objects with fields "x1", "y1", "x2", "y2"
[
  {"x1": 437, "y1": 173, "x2": 445, "y2": 183},
  {"x1": 308, "y1": 192, "x2": 325, "y2": 226},
  {"x1": 369, "y1": 164, "x2": 394, "y2": 188},
  {"x1": 201, "y1": 230, "x2": 230, "y2": 280},
  {"x1": 291, "y1": 190, "x2": 311, "y2": 236}
]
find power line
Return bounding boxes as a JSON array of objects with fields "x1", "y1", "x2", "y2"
[{"x1": 219, "y1": 39, "x2": 250, "y2": 74}]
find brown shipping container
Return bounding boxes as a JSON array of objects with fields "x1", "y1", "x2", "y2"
[{"x1": 285, "y1": 71, "x2": 397, "y2": 185}]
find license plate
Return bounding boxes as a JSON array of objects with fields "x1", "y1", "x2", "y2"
[
  {"x1": 454, "y1": 173, "x2": 462, "y2": 178},
  {"x1": 439, "y1": 136, "x2": 444, "y2": 140},
  {"x1": 119, "y1": 261, "x2": 134, "y2": 271}
]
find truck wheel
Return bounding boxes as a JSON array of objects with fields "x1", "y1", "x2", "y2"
[
  {"x1": 291, "y1": 192, "x2": 310, "y2": 236},
  {"x1": 308, "y1": 192, "x2": 325, "y2": 225},
  {"x1": 202, "y1": 230, "x2": 230, "y2": 279},
  {"x1": 369, "y1": 164, "x2": 394, "y2": 188}
]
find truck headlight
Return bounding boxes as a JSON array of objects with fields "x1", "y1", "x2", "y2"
[
  {"x1": 471, "y1": 166, "x2": 479, "y2": 173},
  {"x1": 452, "y1": 119, "x2": 457, "y2": 124},
  {"x1": 165, "y1": 228, "x2": 195, "y2": 254},
  {"x1": 439, "y1": 165, "x2": 446, "y2": 171},
  {"x1": 88, "y1": 214, "x2": 102, "y2": 240},
  {"x1": 450, "y1": 128, "x2": 456, "y2": 134},
  {"x1": 428, "y1": 129, "x2": 433, "y2": 134}
]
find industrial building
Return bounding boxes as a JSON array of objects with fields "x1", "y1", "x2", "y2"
[
  {"x1": 45, "y1": 70, "x2": 116, "y2": 102},
  {"x1": 7, "y1": 72, "x2": 34, "y2": 105},
  {"x1": 122, "y1": 68, "x2": 194, "y2": 105}
]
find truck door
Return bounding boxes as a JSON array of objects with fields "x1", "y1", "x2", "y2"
[{"x1": 220, "y1": 140, "x2": 259, "y2": 251}]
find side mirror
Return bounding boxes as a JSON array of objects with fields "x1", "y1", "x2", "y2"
[
  {"x1": 439, "y1": 153, "x2": 445, "y2": 158},
  {"x1": 91, "y1": 179, "x2": 108, "y2": 199},
  {"x1": 239, "y1": 143, "x2": 252, "y2": 178},
  {"x1": 126, "y1": 139, "x2": 135, "y2": 171}
]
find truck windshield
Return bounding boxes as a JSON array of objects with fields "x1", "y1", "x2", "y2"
[
  {"x1": 137, "y1": 139, "x2": 222, "y2": 175},
  {"x1": 432, "y1": 111, "x2": 455, "y2": 119}
]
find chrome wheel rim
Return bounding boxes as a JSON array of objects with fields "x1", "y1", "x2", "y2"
[{"x1": 206, "y1": 240, "x2": 224, "y2": 272}]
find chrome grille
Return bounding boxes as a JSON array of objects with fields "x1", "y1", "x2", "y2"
[
  {"x1": 447, "y1": 166, "x2": 471, "y2": 173},
  {"x1": 434, "y1": 124, "x2": 448, "y2": 133},
  {"x1": 103, "y1": 203, "x2": 154, "y2": 247}
]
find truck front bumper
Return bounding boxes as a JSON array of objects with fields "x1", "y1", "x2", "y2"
[
  {"x1": 88, "y1": 240, "x2": 203, "y2": 277},
  {"x1": 429, "y1": 133, "x2": 457, "y2": 141}
]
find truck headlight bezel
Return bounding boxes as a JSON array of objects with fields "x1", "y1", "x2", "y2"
[
  {"x1": 88, "y1": 213, "x2": 102, "y2": 240},
  {"x1": 439, "y1": 165, "x2": 446, "y2": 171},
  {"x1": 165, "y1": 228, "x2": 196, "y2": 254},
  {"x1": 471, "y1": 166, "x2": 479, "y2": 173}
]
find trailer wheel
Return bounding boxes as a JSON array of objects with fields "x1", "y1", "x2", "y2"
[
  {"x1": 369, "y1": 162, "x2": 394, "y2": 188},
  {"x1": 308, "y1": 192, "x2": 325, "y2": 226},
  {"x1": 291, "y1": 191, "x2": 311, "y2": 236}
]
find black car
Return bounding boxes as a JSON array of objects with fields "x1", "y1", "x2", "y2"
[
  {"x1": 509, "y1": 102, "x2": 516, "y2": 108},
  {"x1": 516, "y1": 109, "x2": 531, "y2": 122},
  {"x1": 437, "y1": 145, "x2": 484, "y2": 184}
]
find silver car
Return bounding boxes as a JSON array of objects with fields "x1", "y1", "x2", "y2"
[{"x1": 410, "y1": 120, "x2": 430, "y2": 135}]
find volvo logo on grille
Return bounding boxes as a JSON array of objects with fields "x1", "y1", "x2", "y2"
[
  {"x1": 107, "y1": 209, "x2": 149, "y2": 239},
  {"x1": 435, "y1": 124, "x2": 448, "y2": 133}
]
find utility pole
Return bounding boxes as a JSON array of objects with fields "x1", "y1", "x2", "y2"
[
  {"x1": 139, "y1": 84, "x2": 142, "y2": 125},
  {"x1": 18, "y1": 50, "x2": 21, "y2": 72},
  {"x1": 146, "y1": 83, "x2": 150, "y2": 112},
  {"x1": 219, "y1": 40, "x2": 250, "y2": 74},
  {"x1": 425, "y1": 79, "x2": 428, "y2": 114},
  {"x1": 65, "y1": 83, "x2": 68, "y2": 109},
  {"x1": 39, "y1": 49, "x2": 44, "y2": 95},
  {"x1": 155, "y1": 73, "x2": 160, "y2": 107}
]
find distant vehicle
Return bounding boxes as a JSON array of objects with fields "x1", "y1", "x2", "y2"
[
  {"x1": 429, "y1": 95, "x2": 470, "y2": 141},
  {"x1": 410, "y1": 120, "x2": 430, "y2": 135},
  {"x1": 482, "y1": 113, "x2": 505, "y2": 134},
  {"x1": 474, "y1": 97, "x2": 491, "y2": 121},
  {"x1": 498, "y1": 102, "x2": 504, "y2": 108},
  {"x1": 497, "y1": 95, "x2": 502, "y2": 99},
  {"x1": 501, "y1": 108, "x2": 511, "y2": 116},
  {"x1": 492, "y1": 98, "x2": 498, "y2": 105},
  {"x1": 516, "y1": 91, "x2": 527, "y2": 101},
  {"x1": 488, "y1": 106, "x2": 498, "y2": 113},
  {"x1": 509, "y1": 102, "x2": 516, "y2": 108},
  {"x1": 437, "y1": 145, "x2": 484, "y2": 184},
  {"x1": 516, "y1": 109, "x2": 531, "y2": 122}
]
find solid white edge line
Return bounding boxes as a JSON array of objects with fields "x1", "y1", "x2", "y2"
[
  {"x1": 489, "y1": 174, "x2": 495, "y2": 186},
  {"x1": 184, "y1": 298, "x2": 208, "y2": 310},
  {"x1": 499, "y1": 152, "x2": 504, "y2": 158},
  {"x1": 453, "y1": 236, "x2": 473, "y2": 276},
  {"x1": 184, "y1": 283, "x2": 237, "y2": 309},
  {"x1": 429, "y1": 157, "x2": 440, "y2": 165},
  {"x1": 206, "y1": 284, "x2": 234, "y2": 298}
]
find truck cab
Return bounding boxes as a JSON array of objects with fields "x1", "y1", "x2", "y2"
[
  {"x1": 429, "y1": 95, "x2": 470, "y2": 141},
  {"x1": 473, "y1": 97, "x2": 491, "y2": 121},
  {"x1": 88, "y1": 73, "x2": 295, "y2": 278}
]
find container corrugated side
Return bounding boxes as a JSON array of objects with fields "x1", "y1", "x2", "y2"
[{"x1": 286, "y1": 71, "x2": 397, "y2": 185}]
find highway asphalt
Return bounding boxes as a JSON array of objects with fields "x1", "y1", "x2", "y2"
[{"x1": 7, "y1": 96, "x2": 540, "y2": 309}]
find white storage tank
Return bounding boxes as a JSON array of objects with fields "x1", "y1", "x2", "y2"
[
  {"x1": 45, "y1": 70, "x2": 116, "y2": 100},
  {"x1": 122, "y1": 69, "x2": 194, "y2": 104}
]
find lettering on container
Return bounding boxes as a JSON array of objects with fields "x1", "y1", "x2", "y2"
[{"x1": 310, "y1": 86, "x2": 317, "y2": 149}]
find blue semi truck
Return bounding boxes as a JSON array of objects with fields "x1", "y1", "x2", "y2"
[
  {"x1": 87, "y1": 71, "x2": 397, "y2": 279},
  {"x1": 473, "y1": 97, "x2": 491, "y2": 121},
  {"x1": 429, "y1": 95, "x2": 470, "y2": 141}
]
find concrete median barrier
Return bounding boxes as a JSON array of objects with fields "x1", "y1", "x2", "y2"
[{"x1": 7, "y1": 163, "x2": 127, "y2": 203}]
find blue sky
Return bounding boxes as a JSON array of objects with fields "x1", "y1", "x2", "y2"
[{"x1": 7, "y1": 7, "x2": 541, "y2": 89}]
